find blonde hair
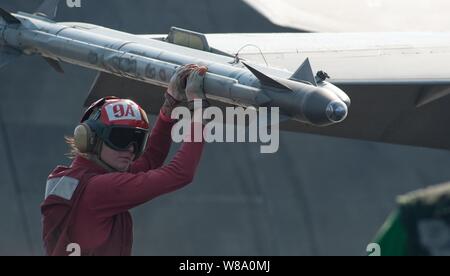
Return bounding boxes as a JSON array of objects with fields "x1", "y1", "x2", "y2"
[{"x1": 64, "y1": 136, "x2": 89, "y2": 159}]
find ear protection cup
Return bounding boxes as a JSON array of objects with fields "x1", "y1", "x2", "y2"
[{"x1": 74, "y1": 123, "x2": 97, "y2": 153}]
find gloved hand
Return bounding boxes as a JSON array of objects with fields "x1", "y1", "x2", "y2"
[
  {"x1": 167, "y1": 64, "x2": 197, "y2": 102},
  {"x1": 161, "y1": 64, "x2": 197, "y2": 117},
  {"x1": 186, "y1": 66, "x2": 209, "y2": 110}
]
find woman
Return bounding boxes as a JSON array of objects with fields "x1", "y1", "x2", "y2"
[{"x1": 41, "y1": 64, "x2": 208, "y2": 256}]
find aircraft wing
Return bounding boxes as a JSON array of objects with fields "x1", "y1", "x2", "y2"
[
  {"x1": 242, "y1": 0, "x2": 450, "y2": 32},
  {"x1": 205, "y1": 33, "x2": 450, "y2": 150},
  {"x1": 87, "y1": 32, "x2": 450, "y2": 150}
]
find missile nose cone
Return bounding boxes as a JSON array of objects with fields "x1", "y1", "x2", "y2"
[{"x1": 326, "y1": 101, "x2": 348, "y2": 123}]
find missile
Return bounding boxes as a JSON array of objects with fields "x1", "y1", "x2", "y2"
[{"x1": 0, "y1": 3, "x2": 350, "y2": 126}]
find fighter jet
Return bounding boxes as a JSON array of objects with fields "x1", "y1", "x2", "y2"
[{"x1": 2, "y1": 0, "x2": 450, "y2": 151}]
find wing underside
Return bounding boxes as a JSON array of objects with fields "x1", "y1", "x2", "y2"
[{"x1": 281, "y1": 82, "x2": 450, "y2": 150}]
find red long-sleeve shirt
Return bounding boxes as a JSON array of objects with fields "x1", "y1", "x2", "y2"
[{"x1": 41, "y1": 112, "x2": 204, "y2": 256}]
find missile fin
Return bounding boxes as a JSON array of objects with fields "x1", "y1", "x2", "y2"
[
  {"x1": 35, "y1": 0, "x2": 60, "y2": 19},
  {"x1": 242, "y1": 62, "x2": 292, "y2": 91},
  {"x1": 0, "y1": 8, "x2": 21, "y2": 24},
  {"x1": 43, "y1": 57, "x2": 64, "y2": 74},
  {"x1": 290, "y1": 58, "x2": 317, "y2": 86}
]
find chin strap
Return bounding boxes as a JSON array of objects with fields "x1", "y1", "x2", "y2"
[
  {"x1": 87, "y1": 154, "x2": 118, "y2": 173},
  {"x1": 87, "y1": 141, "x2": 120, "y2": 173}
]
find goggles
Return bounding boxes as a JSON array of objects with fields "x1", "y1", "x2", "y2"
[{"x1": 87, "y1": 121, "x2": 149, "y2": 158}]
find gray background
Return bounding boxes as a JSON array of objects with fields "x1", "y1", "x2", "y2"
[{"x1": 1, "y1": 0, "x2": 450, "y2": 256}]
